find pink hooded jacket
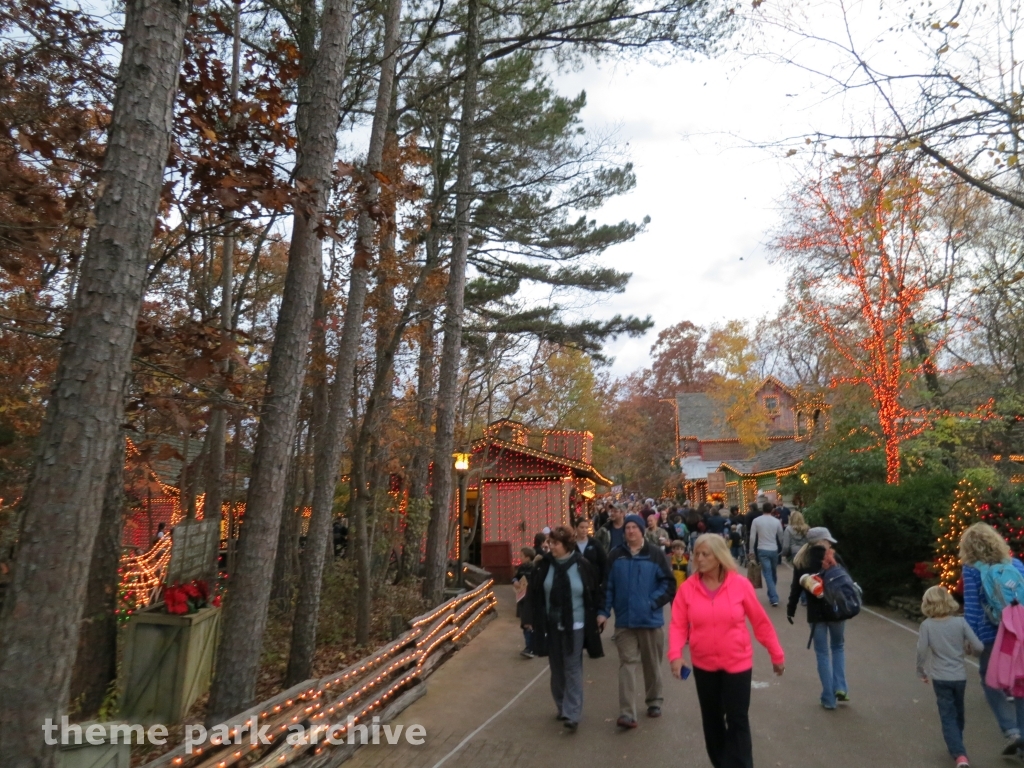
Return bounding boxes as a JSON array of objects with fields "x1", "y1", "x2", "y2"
[
  {"x1": 668, "y1": 570, "x2": 785, "y2": 673},
  {"x1": 986, "y1": 602, "x2": 1024, "y2": 698}
]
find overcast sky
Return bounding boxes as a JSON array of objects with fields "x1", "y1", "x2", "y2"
[{"x1": 556, "y1": 0, "x2": 926, "y2": 378}]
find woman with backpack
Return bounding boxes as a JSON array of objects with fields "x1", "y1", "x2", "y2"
[
  {"x1": 786, "y1": 527, "x2": 850, "y2": 710},
  {"x1": 960, "y1": 522, "x2": 1024, "y2": 757}
]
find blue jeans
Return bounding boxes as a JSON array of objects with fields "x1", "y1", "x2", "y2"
[
  {"x1": 523, "y1": 628, "x2": 533, "y2": 652},
  {"x1": 932, "y1": 680, "x2": 967, "y2": 757},
  {"x1": 812, "y1": 621, "x2": 847, "y2": 708},
  {"x1": 980, "y1": 643, "x2": 1024, "y2": 738},
  {"x1": 756, "y1": 549, "x2": 779, "y2": 605}
]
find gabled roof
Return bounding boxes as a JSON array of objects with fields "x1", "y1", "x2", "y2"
[
  {"x1": 471, "y1": 436, "x2": 614, "y2": 487},
  {"x1": 719, "y1": 439, "x2": 815, "y2": 477},
  {"x1": 758, "y1": 375, "x2": 797, "y2": 398},
  {"x1": 676, "y1": 392, "x2": 734, "y2": 441},
  {"x1": 677, "y1": 377, "x2": 802, "y2": 442}
]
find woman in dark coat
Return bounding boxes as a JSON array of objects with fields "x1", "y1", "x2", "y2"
[
  {"x1": 786, "y1": 527, "x2": 849, "y2": 710},
  {"x1": 522, "y1": 526, "x2": 604, "y2": 731}
]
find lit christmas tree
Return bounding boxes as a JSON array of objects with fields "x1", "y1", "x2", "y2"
[{"x1": 935, "y1": 479, "x2": 980, "y2": 591}]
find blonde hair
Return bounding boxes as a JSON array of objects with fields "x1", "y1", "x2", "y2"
[
  {"x1": 959, "y1": 522, "x2": 1011, "y2": 566},
  {"x1": 693, "y1": 533, "x2": 740, "y2": 573},
  {"x1": 788, "y1": 511, "x2": 809, "y2": 536},
  {"x1": 792, "y1": 543, "x2": 813, "y2": 569},
  {"x1": 921, "y1": 585, "x2": 960, "y2": 618}
]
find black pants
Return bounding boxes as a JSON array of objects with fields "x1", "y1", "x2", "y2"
[{"x1": 693, "y1": 667, "x2": 753, "y2": 768}]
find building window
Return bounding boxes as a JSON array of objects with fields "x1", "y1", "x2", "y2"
[{"x1": 763, "y1": 395, "x2": 780, "y2": 415}]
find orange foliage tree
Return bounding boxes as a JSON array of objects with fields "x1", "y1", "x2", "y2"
[{"x1": 776, "y1": 157, "x2": 954, "y2": 484}]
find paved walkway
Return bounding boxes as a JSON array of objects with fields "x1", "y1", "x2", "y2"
[{"x1": 349, "y1": 573, "x2": 1005, "y2": 768}]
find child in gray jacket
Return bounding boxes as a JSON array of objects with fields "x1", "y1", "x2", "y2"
[{"x1": 916, "y1": 586, "x2": 984, "y2": 768}]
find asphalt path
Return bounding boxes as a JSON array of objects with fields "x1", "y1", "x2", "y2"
[{"x1": 347, "y1": 573, "x2": 1005, "y2": 768}]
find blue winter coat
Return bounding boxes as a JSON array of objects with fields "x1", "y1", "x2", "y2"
[{"x1": 600, "y1": 541, "x2": 676, "y2": 629}]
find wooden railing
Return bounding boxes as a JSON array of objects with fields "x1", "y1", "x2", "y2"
[{"x1": 141, "y1": 579, "x2": 498, "y2": 768}]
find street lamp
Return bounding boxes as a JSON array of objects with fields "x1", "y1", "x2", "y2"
[
  {"x1": 659, "y1": 397, "x2": 681, "y2": 462},
  {"x1": 453, "y1": 452, "x2": 470, "y2": 588}
]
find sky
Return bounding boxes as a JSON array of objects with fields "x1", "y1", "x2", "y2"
[{"x1": 552, "y1": 0, "x2": 926, "y2": 378}]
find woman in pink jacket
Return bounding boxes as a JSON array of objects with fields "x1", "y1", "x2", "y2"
[{"x1": 669, "y1": 534, "x2": 785, "y2": 768}]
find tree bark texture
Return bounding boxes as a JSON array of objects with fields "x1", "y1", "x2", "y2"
[
  {"x1": 269, "y1": 430, "x2": 303, "y2": 607},
  {"x1": 0, "y1": 0, "x2": 188, "y2": 762},
  {"x1": 68, "y1": 436, "x2": 126, "y2": 719},
  {"x1": 399, "y1": 316, "x2": 434, "y2": 581},
  {"x1": 207, "y1": 0, "x2": 354, "y2": 723},
  {"x1": 205, "y1": 0, "x2": 241, "y2": 529},
  {"x1": 285, "y1": 0, "x2": 403, "y2": 682},
  {"x1": 424, "y1": 0, "x2": 480, "y2": 604}
]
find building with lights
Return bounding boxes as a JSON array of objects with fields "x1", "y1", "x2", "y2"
[
  {"x1": 675, "y1": 378, "x2": 829, "y2": 505},
  {"x1": 465, "y1": 419, "x2": 613, "y2": 572}
]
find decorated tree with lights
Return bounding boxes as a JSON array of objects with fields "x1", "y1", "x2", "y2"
[
  {"x1": 935, "y1": 479, "x2": 980, "y2": 590},
  {"x1": 775, "y1": 156, "x2": 965, "y2": 484}
]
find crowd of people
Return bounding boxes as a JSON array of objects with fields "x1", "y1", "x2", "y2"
[{"x1": 511, "y1": 494, "x2": 1024, "y2": 768}]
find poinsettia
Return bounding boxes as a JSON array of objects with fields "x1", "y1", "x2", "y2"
[
  {"x1": 162, "y1": 579, "x2": 216, "y2": 614},
  {"x1": 164, "y1": 585, "x2": 190, "y2": 614}
]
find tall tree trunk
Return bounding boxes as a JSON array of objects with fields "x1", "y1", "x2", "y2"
[
  {"x1": 269, "y1": 429, "x2": 303, "y2": 608},
  {"x1": 399, "y1": 317, "x2": 434, "y2": 581},
  {"x1": 207, "y1": 0, "x2": 354, "y2": 721},
  {"x1": 346, "y1": 255, "x2": 432, "y2": 642},
  {"x1": 205, "y1": 0, "x2": 241, "y2": 528},
  {"x1": 0, "y1": 0, "x2": 188, "y2": 761},
  {"x1": 285, "y1": 0, "x2": 403, "y2": 683},
  {"x1": 68, "y1": 435, "x2": 126, "y2": 719},
  {"x1": 424, "y1": 0, "x2": 480, "y2": 604}
]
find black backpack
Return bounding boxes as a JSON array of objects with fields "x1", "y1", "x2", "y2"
[{"x1": 820, "y1": 564, "x2": 862, "y2": 621}]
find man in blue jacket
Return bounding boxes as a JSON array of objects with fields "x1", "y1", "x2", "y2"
[{"x1": 597, "y1": 514, "x2": 676, "y2": 729}]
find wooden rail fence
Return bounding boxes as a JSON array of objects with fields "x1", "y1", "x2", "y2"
[{"x1": 141, "y1": 579, "x2": 498, "y2": 768}]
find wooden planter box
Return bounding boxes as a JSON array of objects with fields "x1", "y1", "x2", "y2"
[
  {"x1": 56, "y1": 722, "x2": 131, "y2": 768},
  {"x1": 120, "y1": 605, "x2": 221, "y2": 725}
]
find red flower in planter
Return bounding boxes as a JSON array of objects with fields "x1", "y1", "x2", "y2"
[
  {"x1": 183, "y1": 582, "x2": 202, "y2": 600},
  {"x1": 913, "y1": 562, "x2": 937, "y2": 580},
  {"x1": 164, "y1": 585, "x2": 189, "y2": 615},
  {"x1": 212, "y1": 595, "x2": 222, "y2": 607}
]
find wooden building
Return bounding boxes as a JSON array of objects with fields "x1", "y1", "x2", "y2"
[
  {"x1": 468, "y1": 419, "x2": 612, "y2": 567},
  {"x1": 675, "y1": 378, "x2": 828, "y2": 504}
]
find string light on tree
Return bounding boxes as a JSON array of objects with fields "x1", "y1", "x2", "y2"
[{"x1": 934, "y1": 478, "x2": 980, "y2": 590}]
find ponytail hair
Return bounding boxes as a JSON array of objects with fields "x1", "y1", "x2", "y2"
[{"x1": 792, "y1": 543, "x2": 813, "y2": 569}]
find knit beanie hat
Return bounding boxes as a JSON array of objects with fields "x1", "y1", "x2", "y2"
[{"x1": 624, "y1": 514, "x2": 645, "y2": 532}]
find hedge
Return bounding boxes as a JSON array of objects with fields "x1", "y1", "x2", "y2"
[{"x1": 803, "y1": 474, "x2": 956, "y2": 604}]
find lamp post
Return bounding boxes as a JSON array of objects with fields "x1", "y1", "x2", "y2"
[
  {"x1": 453, "y1": 452, "x2": 470, "y2": 588},
  {"x1": 659, "y1": 397, "x2": 681, "y2": 463}
]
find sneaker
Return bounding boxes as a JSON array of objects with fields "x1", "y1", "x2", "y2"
[
  {"x1": 1002, "y1": 735, "x2": 1023, "y2": 756},
  {"x1": 770, "y1": 602, "x2": 779, "y2": 608},
  {"x1": 556, "y1": 713, "x2": 569, "y2": 721},
  {"x1": 821, "y1": 702, "x2": 836, "y2": 711},
  {"x1": 616, "y1": 716, "x2": 638, "y2": 729},
  {"x1": 563, "y1": 721, "x2": 578, "y2": 732},
  {"x1": 835, "y1": 691, "x2": 850, "y2": 703},
  {"x1": 520, "y1": 649, "x2": 535, "y2": 658},
  {"x1": 647, "y1": 706, "x2": 662, "y2": 718},
  {"x1": 954, "y1": 756, "x2": 969, "y2": 767}
]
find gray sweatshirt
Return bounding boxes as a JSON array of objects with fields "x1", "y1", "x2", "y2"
[
  {"x1": 750, "y1": 514, "x2": 782, "y2": 553},
  {"x1": 916, "y1": 616, "x2": 983, "y2": 681}
]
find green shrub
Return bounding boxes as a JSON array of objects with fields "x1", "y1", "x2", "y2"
[{"x1": 803, "y1": 474, "x2": 956, "y2": 604}]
